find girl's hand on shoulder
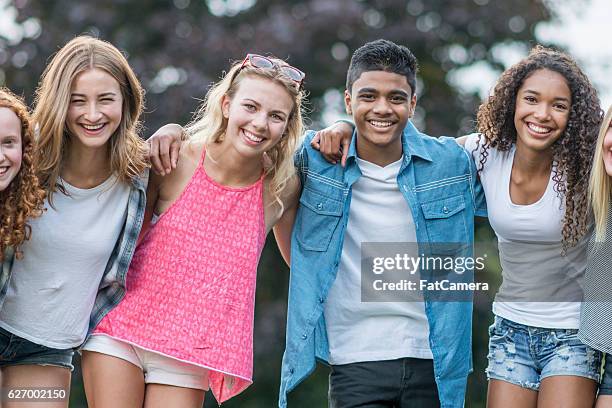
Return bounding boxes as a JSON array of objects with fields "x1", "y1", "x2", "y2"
[
  {"x1": 311, "y1": 121, "x2": 354, "y2": 167},
  {"x1": 147, "y1": 123, "x2": 185, "y2": 176}
]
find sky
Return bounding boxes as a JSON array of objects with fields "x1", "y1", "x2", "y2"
[
  {"x1": 537, "y1": 0, "x2": 611, "y2": 108},
  {"x1": 450, "y1": 0, "x2": 611, "y2": 109}
]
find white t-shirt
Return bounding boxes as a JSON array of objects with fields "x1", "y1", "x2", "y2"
[
  {"x1": 465, "y1": 134, "x2": 587, "y2": 329},
  {"x1": 324, "y1": 157, "x2": 432, "y2": 365},
  {"x1": 0, "y1": 175, "x2": 130, "y2": 348}
]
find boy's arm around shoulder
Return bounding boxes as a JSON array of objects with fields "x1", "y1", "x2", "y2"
[
  {"x1": 419, "y1": 133, "x2": 487, "y2": 218},
  {"x1": 461, "y1": 135, "x2": 487, "y2": 218},
  {"x1": 457, "y1": 133, "x2": 487, "y2": 218}
]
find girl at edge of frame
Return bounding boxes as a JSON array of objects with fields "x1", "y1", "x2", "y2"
[
  {"x1": 81, "y1": 55, "x2": 305, "y2": 407},
  {"x1": 456, "y1": 45, "x2": 603, "y2": 407},
  {"x1": 578, "y1": 105, "x2": 612, "y2": 408},
  {"x1": 0, "y1": 36, "x2": 152, "y2": 408},
  {"x1": 0, "y1": 87, "x2": 45, "y2": 293}
]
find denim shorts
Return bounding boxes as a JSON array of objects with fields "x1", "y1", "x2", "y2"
[
  {"x1": 485, "y1": 316, "x2": 601, "y2": 390},
  {"x1": 0, "y1": 326, "x2": 74, "y2": 370}
]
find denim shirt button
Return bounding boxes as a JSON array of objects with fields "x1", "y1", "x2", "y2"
[
  {"x1": 301, "y1": 334, "x2": 307, "y2": 340},
  {"x1": 316, "y1": 203, "x2": 323, "y2": 210},
  {"x1": 443, "y1": 206, "x2": 449, "y2": 214},
  {"x1": 318, "y1": 297, "x2": 324, "y2": 304}
]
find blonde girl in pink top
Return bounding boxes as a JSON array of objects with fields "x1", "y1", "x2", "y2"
[{"x1": 81, "y1": 54, "x2": 305, "y2": 407}]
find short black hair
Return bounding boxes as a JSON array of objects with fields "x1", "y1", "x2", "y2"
[{"x1": 346, "y1": 39, "x2": 418, "y2": 95}]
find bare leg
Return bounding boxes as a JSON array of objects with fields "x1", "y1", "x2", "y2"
[
  {"x1": 487, "y1": 379, "x2": 538, "y2": 408},
  {"x1": 143, "y1": 383, "x2": 205, "y2": 408},
  {"x1": 537, "y1": 376, "x2": 597, "y2": 408},
  {"x1": 81, "y1": 351, "x2": 145, "y2": 408},
  {"x1": 596, "y1": 396, "x2": 612, "y2": 408},
  {"x1": 1, "y1": 365, "x2": 71, "y2": 408}
]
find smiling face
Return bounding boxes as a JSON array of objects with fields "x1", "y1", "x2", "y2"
[
  {"x1": 0, "y1": 107, "x2": 23, "y2": 192},
  {"x1": 66, "y1": 68, "x2": 123, "y2": 153},
  {"x1": 513, "y1": 68, "x2": 571, "y2": 153},
  {"x1": 221, "y1": 76, "x2": 294, "y2": 158},
  {"x1": 345, "y1": 70, "x2": 416, "y2": 165}
]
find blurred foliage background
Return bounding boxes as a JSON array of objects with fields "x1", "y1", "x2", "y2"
[{"x1": 0, "y1": 0, "x2": 579, "y2": 406}]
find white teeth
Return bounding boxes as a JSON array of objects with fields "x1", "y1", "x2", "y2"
[
  {"x1": 0, "y1": 167, "x2": 8, "y2": 176},
  {"x1": 83, "y1": 123, "x2": 104, "y2": 131},
  {"x1": 369, "y1": 120, "x2": 393, "y2": 128},
  {"x1": 243, "y1": 130, "x2": 263, "y2": 143},
  {"x1": 527, "y1": 122, "x2": 551, "y2": 134}
]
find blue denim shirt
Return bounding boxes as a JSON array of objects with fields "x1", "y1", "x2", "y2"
[
  {"x1": 279, "y1": 122, "x2": 486, "y2": 408},
  {"x1": 0, "y1": 172, "x2": 148, "y2": 345}
]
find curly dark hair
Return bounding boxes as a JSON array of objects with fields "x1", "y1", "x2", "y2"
[
  {"x1": 476, "y1": 45, "x2": 602, "y2": 250},
  {"x1": 0, "y1": 88, "x2": 46, "y2": 261},
  {"x1": 346, "y1": 39, "x2": 418, "y2": 95}
]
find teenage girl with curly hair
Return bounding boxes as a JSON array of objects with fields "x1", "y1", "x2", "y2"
[
  {"x1": 457, "y1": 45, "x2": 603, "y2": 407},
  {"x1": 0, "y1": 88, "x2": 45, "y2": 263},
  {"x1": 579, "y1": 105, "x2": 612, "y2": 407}
]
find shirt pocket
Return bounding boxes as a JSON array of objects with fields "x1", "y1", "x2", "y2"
[
  {"x1": 295, "y1": 186, "x2": 344, "y2": 252},
  {"x1": 420, "y1": 195, "x2": 468, "y2": 253}
]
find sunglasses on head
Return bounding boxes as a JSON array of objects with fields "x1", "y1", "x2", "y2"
[{"x1": 238, "y1": 54, "x2": 305, "y2": 88}]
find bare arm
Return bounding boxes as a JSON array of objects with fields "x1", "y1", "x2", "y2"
[{"x1": 272, "y1": 175, "x2": 301, "y2": 266}]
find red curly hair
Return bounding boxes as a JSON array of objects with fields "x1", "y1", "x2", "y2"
[{"x1": 0, "y1": 88, "x2": 46, "y2": 260}]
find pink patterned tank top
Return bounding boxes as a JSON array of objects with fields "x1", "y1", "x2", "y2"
[{"x1": 95, "y1": 149, "x2": 266, "y2": 403}]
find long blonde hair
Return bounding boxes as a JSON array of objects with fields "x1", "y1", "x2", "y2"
[
  {"x1": 32, "y1": 35, "x2": 148, "y2": 204},
  {"x1": 185, "y1": 57, "x2": 305, "y2": 209},
  {"x1": 590, "y1": 105, "x2": 612, "y2": 241}
]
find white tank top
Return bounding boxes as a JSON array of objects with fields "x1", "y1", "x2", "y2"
[{"x1": 465, "y1": 133, "x2": 587, "y2": 329}]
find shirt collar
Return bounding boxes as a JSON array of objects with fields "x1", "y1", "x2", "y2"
[{"x1": 346, "y1": 120, "x2": 432, "y2": 165}]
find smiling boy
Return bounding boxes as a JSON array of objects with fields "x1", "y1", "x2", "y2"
[{"x1": 276, "y1": 39, "x2": 486, "y2": 408}]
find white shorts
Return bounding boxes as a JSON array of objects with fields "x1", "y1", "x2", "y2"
[{"x1": 82, "y1": 334, "x2": 209, "y2": 391}]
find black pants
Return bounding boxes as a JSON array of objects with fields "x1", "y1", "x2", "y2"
[{"x1": 329, "y1": 358, "x2": 441, "y2": 408}]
